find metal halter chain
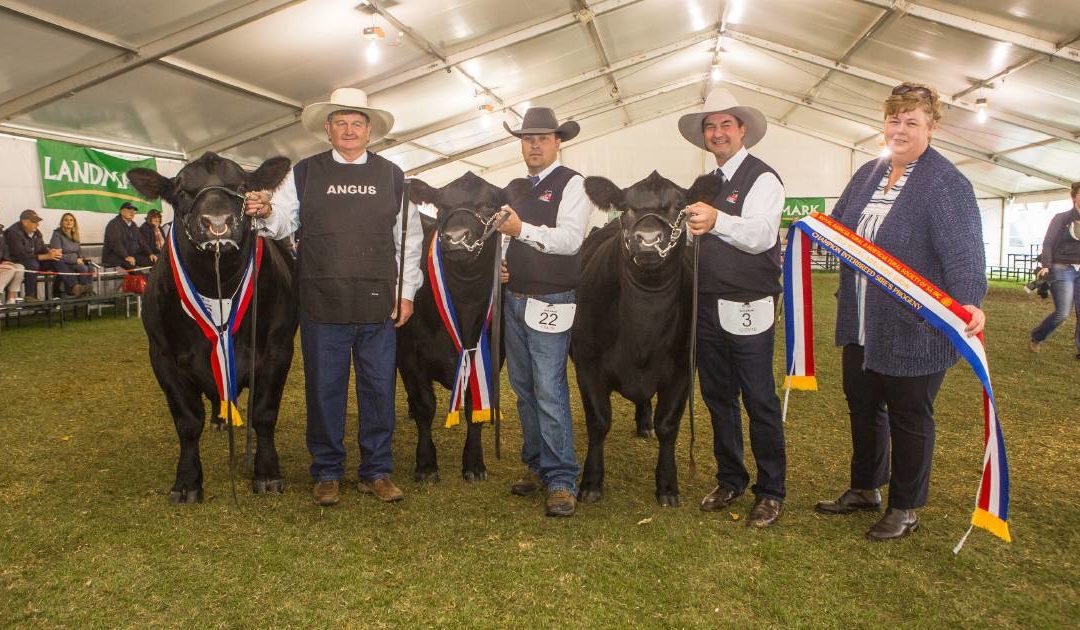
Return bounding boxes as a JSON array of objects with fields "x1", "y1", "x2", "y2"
[
  {"x1": 620, "y1": 207, "x2": 690, "y2": 265},
  {"x1": 438, "y1": 208, "x2": 510, "y2": 253},
  {"x1": 183, "y1": 185, "x2": 248, "y2": 251}
]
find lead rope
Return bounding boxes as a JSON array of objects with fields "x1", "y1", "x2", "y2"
[
  {"x1": 687, "y1": 232, "x2": 699, "y2": 478},
  {"x1": 213, "y1": 246, "x2": 239, "y2": 507},
  {"x1": 245, "y1": 226, "x2": 258, "y2": 476}
]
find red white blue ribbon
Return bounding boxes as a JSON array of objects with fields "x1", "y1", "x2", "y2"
[
  {"x1": 783, "y1": 211, "x2": 1010, "y2": 548},
  {"x1": 427, "y1": 236, "x2": 495, "y2": 428},
  {"x1": 167, "y1": 227, "x2": 263, "y2": 427}
]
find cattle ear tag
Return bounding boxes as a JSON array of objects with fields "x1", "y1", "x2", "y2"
[{"x1": 524, "y1": 298, "x2": 575, "y2": 334}]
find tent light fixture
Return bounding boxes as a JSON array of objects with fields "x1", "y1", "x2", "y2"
[
  {"x1": 975, "y1": 97, "x2": 988, "y2": 124},
  {"x1": 363, "y1": 25, "x2": 385, "y2": 40},
  {"x1": 710, "y1": 63, "x2": 722, "y2": 81}
]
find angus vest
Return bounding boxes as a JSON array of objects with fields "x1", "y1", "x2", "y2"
[
  {"x1": 295, "y1": 150, "x2": 403, "y2": 323},
  {"x1": 698, "y1": 154, "x2": 783, "y2": 301},
  {"x1": 505, "y1": 165, "x2": 581, "y2": 295}
]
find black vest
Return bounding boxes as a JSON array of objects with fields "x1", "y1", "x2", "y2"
[
  {"x1": 506, "y1": 165, "x2": 581, "y2": 295},
  {"x1": 698, "y1": 154, "x2": 783, "y2": 301},
  {"x1": 296, "y1": 150, "x2": 403, "y2": 323}
]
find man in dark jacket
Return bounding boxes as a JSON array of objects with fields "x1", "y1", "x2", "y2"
[
  {"x1": 3, "y1": 209, "x2": 60, "y2": 300},
  {"x1": 102, "y1": 202, "x2": 156, "y2": 269}
]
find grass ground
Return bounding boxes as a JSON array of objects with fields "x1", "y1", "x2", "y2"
[{"x1": 0, "y1": 274, "x2": 1077, "y2": 627}]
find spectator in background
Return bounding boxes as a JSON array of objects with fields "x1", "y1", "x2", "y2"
[
  {"x1": 1029, "y1": 181, "x2": 1080, "y2": 359},
  {"x1": 102, "y1": 201, "x2": 156, "y2": 270},
  {"x1": 49, "y1": 212, "x2": 94, "y2": 297},
  {"x1": 0, "y1": 223, "x2": 26, "y2": 304},
  {"x1": 140, "y1": 209, "x2": 166, "y2": 257},
  {"x1": 3, "y1": 209, "x2": 60, "y2": 301}
]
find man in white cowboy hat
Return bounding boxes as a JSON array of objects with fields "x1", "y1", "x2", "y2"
[
  {"x1": 496, "y1": 106, "x2": 591, "y2": 517},
  {"x1": 680, "y1": 87, "x2": 787, "y2": 528},
  {"x1": 246, "y1": 87, "x2": 422, "y2": 507}
]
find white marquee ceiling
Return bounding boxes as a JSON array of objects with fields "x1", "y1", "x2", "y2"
[{"x1": 1, "y1": 0, "x2": 1078, "y2": 197}]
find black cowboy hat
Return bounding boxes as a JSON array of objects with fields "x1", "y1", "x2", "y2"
[{"x1": 504, "y1": 107, "x2": 580, "y2": 141}]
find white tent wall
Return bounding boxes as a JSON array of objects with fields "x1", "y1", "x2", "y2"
[{"x1": 0, "y1": 133, "x2": 182, "y2": 243}]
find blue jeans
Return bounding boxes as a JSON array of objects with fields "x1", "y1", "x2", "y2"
[
  {"x1": 1031, "y1": 264, "x2": 1080, "y2": 353},
  {"x1": 503, "y1": 289, "x2": 579, "y2": 493},
  {"x1": 300, "y1": 316, "x2": 397, "y2": 482}
]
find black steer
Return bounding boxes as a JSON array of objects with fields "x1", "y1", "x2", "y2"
[
  {"x1": 128, "y1": 152, "x2": 298, "y2": 503},
  {"x1": 397, "y1": 172, "x2": 519, "y2": 481},
  {"x1": 573, "y1": 171, "x2": 722, "y2": 507}
]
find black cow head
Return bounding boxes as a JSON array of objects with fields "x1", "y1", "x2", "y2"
[
  {"x1": 128, "y1": 152, "x2": 290, "y2": 252},
  {"x1": 410, "y1": 171, "x2": 509, "y2": 261},
  {"x1": 585, "y1": 171, "x2": 723, "y2": 271}
]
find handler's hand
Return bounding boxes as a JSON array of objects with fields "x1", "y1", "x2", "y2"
[
  {"x1": 686, "y1": 201, "x2": 719, "y2": 236},
  {"x1": 150, "y1": 254, "x2": 158, "y2": 263},
  {"x1": 1037, "y1": 267, "x2": 1049, "y2": 279},
  {"x1": 497, "y1": 206, "x2": 523, "y2": 238},
  {"x1": 962, "y1": 304, "x2": 985, "y2": 336},
  {"x1": 244, "y1": 191, "x2": 273, "y2": 219},
  {"x1": 500, "y1": 259, "x2": 509, "y2": 284},
  {"x1": 393, "y1": 298, "x2": 414, "y2": 327}
]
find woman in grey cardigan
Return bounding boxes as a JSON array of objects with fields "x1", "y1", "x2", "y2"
[
  {"x1": 49, "y1": 213, "x2": 94, "y2": 297},
  {"x1": 814, "y1": 83, "x2": 987, "y2": 541}
]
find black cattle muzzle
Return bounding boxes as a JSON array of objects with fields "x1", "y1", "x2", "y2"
[
  {"x1": 438, "y1": 207, "x2": 510, "y2": 254},
  {"x1": 622, "y1": 208, "x2": 689, "y2": 267},
  {"x1": 185, "y1": 185, "x2": 248, "y2": 252}
]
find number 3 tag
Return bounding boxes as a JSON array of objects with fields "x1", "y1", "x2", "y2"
[
  {"x1": 525, "y1": 298, "x2": 576, "y2": 333},
  {"x1": 717, "y1": 296, "x2": 774, "y2": 336}
]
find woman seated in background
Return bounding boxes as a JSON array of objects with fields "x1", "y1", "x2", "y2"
[
  {"x1": 49, "y1": 212, "x2": 94, "y2": 297},
  {"x1": 140, "y1": 209, "x2": 165, "y2": 257},
  {"x1": 1029, "y1": 181, "x2": 1080, "y2": 359},
  {"x1": 0, "y1": 223, "x2": 26, "y2": 304}
]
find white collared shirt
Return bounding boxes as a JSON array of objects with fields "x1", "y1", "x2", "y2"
[
  {"x1": 709, "y1": 146, "x2": 785, "y2": 255},
  {"x1": 258, "y1": 149, "x2": 423, "y2": 301},
  {"x1": 514, "y1": 161, "x2": 591, "y2": 256}
]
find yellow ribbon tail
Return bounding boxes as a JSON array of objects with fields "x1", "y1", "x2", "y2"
[
  {"x1": 971, "y1": 508, "x2": 1011, "y2": 542},
  {"x1": 217, "y1": 400, "x2": 244, "y2": 427},
  {"x1": 471, "y1": 409, "x2": 492, "y2": 424},
  {"x1": 784, "y1": 375, "x2": 818, "y2": 391},
  {"x1": 444, "y1": 411, "x2": 461, "y2": 429}
]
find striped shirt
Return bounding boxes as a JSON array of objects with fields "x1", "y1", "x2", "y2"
[{"x1": 856, "y1": 158, "x2": 918, "y2": 345}]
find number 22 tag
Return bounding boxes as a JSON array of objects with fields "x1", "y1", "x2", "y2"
[{"x1": 524, "y1": 298, "x2": 576, "y2": 333}]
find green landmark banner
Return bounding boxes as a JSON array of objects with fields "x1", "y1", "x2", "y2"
[
  {"x1": 782, "y1": 197, "x2": 826, "y2": 227},
  {"x1": 36, "y1": 139, "x2": 160, "y2": 213}
]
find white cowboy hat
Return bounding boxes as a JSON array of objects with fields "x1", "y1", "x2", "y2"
[
  {"x1": 300, "y1": 88, "x2": 395, "y2": 142},
  {"x1": 678, "y1": 88, "x2": 767, "y2": 150}
]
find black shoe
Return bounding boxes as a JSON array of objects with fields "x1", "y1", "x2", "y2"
[
  {"x1": 746, "y1": 497, "x2": 782, "y2": 528},
  {"x1": 510, "y1": 470, "x2": 543, "y2": 496},
  {"x1": 815, "y1": 488, "x2": 882, "y2": 515},
  {"x1": 699, "y1": 485, "x2": 743, "y2": 512},
  {"x1": 866, "y1": 508, "x2": 919, "y2": 541}
]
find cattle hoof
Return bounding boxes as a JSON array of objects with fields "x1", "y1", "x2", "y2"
[
  {"x1": 656, "y1": 493, "x2": 681, "y2": 508},
  {"x1": 253, "y1": 478, "x2": 285, "y2": 494},
  {"x1": 462, "y1": 470, "x2": 488, "y2": 483},
  {"x1": 168, "y1": 488, "x2": 203, "y2": 504},
  {"x1": 578, "y1": 488, "x2": 603, "y2": 503},
  {"x1": 414, "y1": 470, "x2": 440, "y2": 483},
  {"x1": 636, "y1": 429, "x2": 655, "y2": 439}
]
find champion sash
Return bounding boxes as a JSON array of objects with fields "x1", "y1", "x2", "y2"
[
  {"x1": 783, "y1": 211, "x2": 1010, "y2": 549},
  {"x1": 427, "y1": 237, "x2": 495, "y2": 428},
  {"x1": 168, "y1": 227, "x2": 263, "y2": 427}
]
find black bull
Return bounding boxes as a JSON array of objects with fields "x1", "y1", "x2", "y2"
[
  {"x1": 573, "y1": 171, "x2": 722, "y2": 507},
  {"x1": 129, "y1": 153, "x2": 298, "y2": 503},
  {"x1": 396, "y1": 172, "x2": 530, "y2": 482}
]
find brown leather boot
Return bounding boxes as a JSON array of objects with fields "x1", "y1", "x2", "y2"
[
  {"x1": 312, "y1": 480, "x2": 340, "y2": 506},
  {"x1": 545, "y1": 489, "x2": 576, "y2": 517},
  {"x1": 510, "y1": 470, "x2": 543, "y2": 496},
  {"x1": 359, "y1": 477, "x2": 404, "y2": 502}
]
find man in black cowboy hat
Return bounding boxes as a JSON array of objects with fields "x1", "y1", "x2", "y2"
[
  {"x1": 680, "y1": 88, "x2": 788, "y2": 528},
  {"x1": 497, "y1": 107, "x2": 591, "y2": 517},
  {"x1": 245, "y1": 87, "x2": 422, "y2": 507},
  {"x1": 103, "y1": 202, "x2": 157, "y2": 270}
]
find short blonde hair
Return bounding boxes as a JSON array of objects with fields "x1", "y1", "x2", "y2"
[{"x1": 884, "y1": 82, "x2": 943, "y2": 124}]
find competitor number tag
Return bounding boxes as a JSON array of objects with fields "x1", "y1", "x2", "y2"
[
  {"x1": 524, "y1": 298, "x2": 576, "y2": 333},
  {"x1": 717, "y1": 296, "x2": 774, "y2": 335}
]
